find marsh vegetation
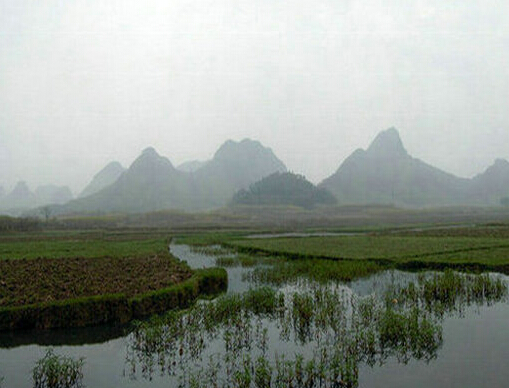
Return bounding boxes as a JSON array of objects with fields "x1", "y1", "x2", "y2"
[
  {"x1": 126, "y1": 269, "x2": 507, "y2": 387},
  {"x1": 230, "y1": 232, "x2": 509, "y2": 273},
  {"x1": 126, "y1": 233, "x2": 509, "y2": 388},
  {"x1": 2, "y1": 226, "x2": 509, "y2": 387},
  {"x1": 32, "y1": 349, "x2": 84, "y2": 388}
]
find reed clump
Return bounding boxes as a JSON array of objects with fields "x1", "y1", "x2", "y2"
[
  {"x1": 386, "y1": 270, "x2": 507, "y2": 316},
  {"x1": 32, "y1": 349, "x2": 84, "y2": 388},
  {"x1": 126, "y1": 270, "x2": 507, "y2": 388}
]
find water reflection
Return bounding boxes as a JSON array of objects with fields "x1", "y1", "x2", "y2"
[
  {"x1": 126, "y1": 245, "x2": 507, "y2": 388},
  {"x1": 0, "y1": 324, "x2": 128, "y2": 349},
  {"x1": 0, "y1": 244, "x2": 508, "y2": 388},
  {"x1": 170, "y1": 243, "x2": 254, "y2": 294}
]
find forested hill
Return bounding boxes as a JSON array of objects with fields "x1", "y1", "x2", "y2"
[{"x1": 232, "y1": 172, "x2": 337, "y2": 209}]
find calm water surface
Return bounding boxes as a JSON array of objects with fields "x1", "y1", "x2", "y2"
[{"x1": 0, "y1": 243, "x2": 507, "y2": 387}]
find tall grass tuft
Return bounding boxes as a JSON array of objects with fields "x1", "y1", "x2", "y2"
[{"x1": 32, "y1": 348, "x2": 85, "y2": 388}]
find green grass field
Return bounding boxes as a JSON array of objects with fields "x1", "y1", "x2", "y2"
[
  {"x1": 2, "y1": 224, "x2": 509, "y2": 313},
  {"x1": 231, "y1": 235, "x2": 508, "y2": 260},
  {"x1": 228, "y1": 227, "x2": 509, "y2": 272},
  {"x1": 415, "y1": 247, "x2": 509, "y2": 266},
  {"x1": 0, "y1": 232, "x2": 170, "y2": 260}
]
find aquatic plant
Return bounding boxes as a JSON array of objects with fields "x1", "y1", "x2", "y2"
[
  {"x1": 126, "y1": 283, "x2": 449, "y2": 387},
  {"x1": 124, "y1": 242, "x2": 508, "y2": 388},
  {"x1": 244, "y1": 258, "x2": 383, "y2": 284},
  {"x1": 32, "y1": 348, "x2": 85, "y2": 388},
  {"x1": 215, "y1": 256, "x2": 237, "y2": 267},
  {"x1": 386, "y1": 270, "x2": 507, "y2": 317},
  {"x1": 216, "y1": 254, "x2": 278, "y2": 268}
]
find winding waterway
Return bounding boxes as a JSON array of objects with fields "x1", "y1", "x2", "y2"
[{"x1": 0, "y1": 244, "x2": 508, "y2": 387}]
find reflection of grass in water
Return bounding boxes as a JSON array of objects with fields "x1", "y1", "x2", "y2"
[
  {"x1": 127, "y1": 285, "x2": 443, "y2": 387},
  {"x1": 385, "y1": 270, "x2": 507, "y2": 317},
  {"x1": 126, "y1": 272, "x2": 507, "y2": 387},
  {"x1": 244, "y1": 258, "x2": 384, "y2": 284},
  {"x1": 32, "y1": 348, "x2": 85, "y2": 388},
  {"x1": 127, "y1": 269, "x2": 508, "y2": 388},
  {"x1": 123, "y1": 242, "x2": 508, "y2": 387},
  {"x1": 377, "y1": 306, "x2": 442, "y2": 363}
]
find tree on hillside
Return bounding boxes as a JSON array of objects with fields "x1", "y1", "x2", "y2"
[{"x1": 40, "y1": 206, "x2": 52, "y2": 221}]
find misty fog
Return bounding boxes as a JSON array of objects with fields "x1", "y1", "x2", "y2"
[{"x1": 1, "y1": 0, "x2": 508, "y2": 198}]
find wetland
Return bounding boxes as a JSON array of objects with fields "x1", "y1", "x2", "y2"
[{"x1": 1, "y1": 226, "x2": 509, "y2": 387}]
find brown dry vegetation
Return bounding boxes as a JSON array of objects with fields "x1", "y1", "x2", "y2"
[{"x1": 0, "y1": 255, "x2": 192, "y2": 307}]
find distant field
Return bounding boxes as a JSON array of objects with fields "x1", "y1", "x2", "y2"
[
  {"x1": 228, "y1": 228, "x2": 509, "y2": 272},
  {"x1": 415, "y1": 247, "x2": 509, "y2": 266},
  {"x1": 231, "y1": 235, "x2": 509, "y2": 260},
  {"x1": 175, "y1": 231, "x2": 246, "y2": 246},
  {"x1": 390, "y1": 225, "x2": 509, "y2": 238},
  {"x1": 3, "y1": 225, "x2": 509, "y2": 310},
  {"x1": 0, "y1": 231, "x2": 171, "y2": 260}
]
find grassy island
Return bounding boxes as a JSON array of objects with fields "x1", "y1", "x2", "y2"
[{"x1": 0, "y1": 231, "x2": 226, "y2": 330}]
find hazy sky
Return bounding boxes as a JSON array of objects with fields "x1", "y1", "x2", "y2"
[{"x1": 1, "y1": 0, "x2": 508, "y2": 195}]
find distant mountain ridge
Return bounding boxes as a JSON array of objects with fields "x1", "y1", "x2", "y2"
[
  {"x1": 59, "y1": 139, "x2": 287, "y2": 214},
  {"x1": 66, "y1": 147, "x2": 194, "y2": 213},
  {"x1": 0, "y1": 182, "x2": 73, "y2": 215},
  {"x1": 1, "y1": 181, "x2": 36, "y2": 211},
  {"x1": 320, "y1": 127, "x2": 509, "y2": 207},
  {"x1": 470, "y1": 158, "x2": 509, "y2": 205},
  {"x1": 176, "y1": 160, "x2": 209, "y2": 173},
  {"x1": 35, "y1": 185, "x2": 73, "y2": 206},
  {"x1": 79, "y1": 161, "x2": 126, "y2": 198},
  {"x1": 191, "y1": 139, "x2": 287, "y2": 208},
  {"x1": 5, "y1": 130, "x2": 509, "y2": 216}
]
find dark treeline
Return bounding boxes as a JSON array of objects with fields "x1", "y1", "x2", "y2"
[
  {"x1": 0, "y1": 216, "x2": 41, "y2": 232},
  {"x1": 4, "y1": 206, "x2": 509, "y2": 233}
]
